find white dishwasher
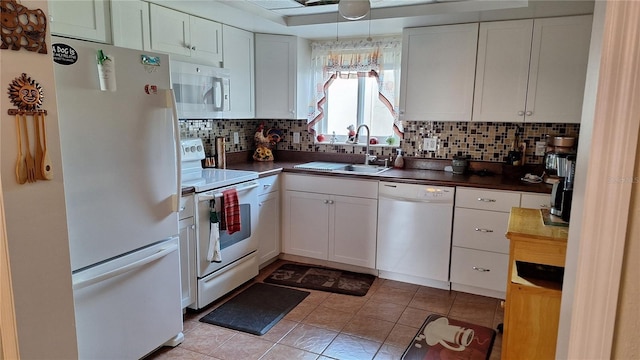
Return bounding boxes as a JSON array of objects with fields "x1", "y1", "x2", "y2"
[{"x1": 376, "y1": 181, "x2": 455, "y2": 290}]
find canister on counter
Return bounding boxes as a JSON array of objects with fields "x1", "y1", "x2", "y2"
[{"x1": 215, "y1": 136, "x2": 226, "y2": 169}]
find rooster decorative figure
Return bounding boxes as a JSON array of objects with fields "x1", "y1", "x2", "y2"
[{"x1": 253, "y1": 122, "x2": 283, "y2": 161}]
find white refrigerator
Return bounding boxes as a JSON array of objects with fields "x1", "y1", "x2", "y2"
[{"x1": 52, "y1": 37, "x2": 183, "y2": 359}]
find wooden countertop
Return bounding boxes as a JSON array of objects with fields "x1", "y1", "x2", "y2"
[{"x1": 506, "y1": 207, "x2": 569, "y2": 242}]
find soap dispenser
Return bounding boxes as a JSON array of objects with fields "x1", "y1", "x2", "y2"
[{"x1": 394, "y1": 149, "x2": 404, "y2": 169}]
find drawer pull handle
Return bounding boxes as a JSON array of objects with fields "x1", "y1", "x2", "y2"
[
  {"x1": 477, "y1": 198, "x2": 496, "y2": 202},
  {"x1": 473, "y1": 266, "x2": 490, "y2": 272},
  {"x1": 474, "y1": 228, "x2": 494, "y2": 233},
  {"x1": 179, "y1": 206, "x2": 186, "y2": 212}
]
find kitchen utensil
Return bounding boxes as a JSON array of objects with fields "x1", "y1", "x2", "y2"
[
  {"x1": 22, "y1": 115, "x2": 36, "y2": 182},
  {"x1": 39, "y1": 112, "x2": 53, "y2": 180},
  {"x1": 15, "y1": 115, "x2": 27, "y2": 184},
  {"x1": 34, "y1": 113, "x2": 44, "y2": 180}
]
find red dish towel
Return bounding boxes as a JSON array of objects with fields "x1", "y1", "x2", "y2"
[{"x1": 222, "y1": 188, "x2": 241, "y2": 235}]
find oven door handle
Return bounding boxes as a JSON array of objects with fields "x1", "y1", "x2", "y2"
[{"x1": 197, "y1": 182, "x2": 259, "y2": 202}]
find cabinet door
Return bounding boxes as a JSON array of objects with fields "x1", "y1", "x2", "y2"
[
  {"x1": 400, "y1": 23, "x2": 478, "y2": 122},
  {"x1": 257, "y1": 191, "x2": 280, "y2": 266},
  {"x1": 149, "y1": 4, "x2": 190, "y2": 56},
  {"x1": 255, "y1": 34, "x2": 297, "y2": 119},
  {"x1": 111, "y1": 0, "x2": 150, "y2": 51},
  {"x1": 330, "y1": 196, "x2": 378, "y2": 268},
  {"x1": 282, "y1": 191, "x2": 329, "y2": 260},
  {"x1": 223, "y1": 25, "x2": 255, "y2": 118},
  {"x1": 178, "y1": 217, "x2": 196, "y2": 309},
  {"x1": 190, "y1": 16, "x2": 222, "y2": 65},
  {"x1": 525, "y1": 15, "x2": 593, "y2": 123},
  {"x1": 49, "y1": 0, "x2": 111, "y2": 43},
  {"x1": 473, "y1": 20, "x2": 533, "y2": 122},
  {"x1": 521, "y1": 193, "x2": 551, "y2": 209}
]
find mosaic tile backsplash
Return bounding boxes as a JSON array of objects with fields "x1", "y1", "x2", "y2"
[{"x1": 180, "y1": 119, "x2": 580, "y2": 165}]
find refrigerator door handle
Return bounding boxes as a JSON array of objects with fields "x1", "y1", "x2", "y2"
[
  {"x1": 72, "y1": 243, "x2": 178, "y2": 290},
  {"x1": 167, "y1": 89, "x2": 181, "y2": 212}
]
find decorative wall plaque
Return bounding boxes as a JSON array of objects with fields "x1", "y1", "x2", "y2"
[{"x1": 1, "y1": 0, "x2": 48, "y2": 54}]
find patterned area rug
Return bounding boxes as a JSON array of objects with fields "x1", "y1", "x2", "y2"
[
  {"x1": 199, "y1": 283, "x2": 309, "y2": 335},
  {"x1": 264, "y1": 263, "x2": 376, "y2": 296},
  {"x1": 402, "y1": 314, "x2": 496, "y2": 360}
]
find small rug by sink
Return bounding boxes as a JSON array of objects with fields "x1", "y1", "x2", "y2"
[
  {"x1": 401, "y1": 314, "x2": 496, "y2": 360},
  {"x1": 264, "y1": 263, "x2": 376, "y2": 296},
  {"x1": 199, "y1": 283, "x2": 309, "y2": 335}
]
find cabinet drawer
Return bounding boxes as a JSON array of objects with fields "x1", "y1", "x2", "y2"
[
  {"x1": 452, "y1": 208, "x2": 510, "y2": 254},
  {"x1": 520, "y1": 192, "x2": 551, "y2": 209},
  {"x1": 450, "y1": 247, "x2": 509, "y2": 293},
  {"x1": 456, "y1": 187, "x2": 520, "y2": 212},
  {"x1": 257, "y1": 175, "x2": 280, "y2": 196},
  {"x1": 180, "y1": 195, "x2": 194, "y2": 220}
]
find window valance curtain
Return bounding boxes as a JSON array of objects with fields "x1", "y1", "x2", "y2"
[{"x1": 307, "y1": 37, "x2": 403, "y2": 136}]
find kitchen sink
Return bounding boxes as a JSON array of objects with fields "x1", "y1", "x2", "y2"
[{"x1": 294, "y1": 162, "x2": 391, "y2": 175}]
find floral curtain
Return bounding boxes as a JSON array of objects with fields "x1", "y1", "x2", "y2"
[{"x1": 307, "y1": 37, "x2": 403, "y2": 136}]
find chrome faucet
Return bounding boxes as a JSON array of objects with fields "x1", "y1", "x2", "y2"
[{"x1": 355, "y1": 124, "x2": 376, "y2": 165}]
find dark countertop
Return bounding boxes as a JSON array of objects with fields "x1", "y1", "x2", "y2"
[{"x1": 223, "y1": 157, "x2": 552, "y2": 194}]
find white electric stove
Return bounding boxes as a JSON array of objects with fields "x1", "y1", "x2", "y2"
[{"x1": 180, "y1": 138, "x2": 258, "y2": 191}]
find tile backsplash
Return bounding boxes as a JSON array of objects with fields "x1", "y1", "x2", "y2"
[{"x1": 180, "y1": 119, "x2": 580, "y2": 165}]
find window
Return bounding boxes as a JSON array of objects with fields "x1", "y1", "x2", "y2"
[
  {"x1": 308, "y1": 37, "x2": 403, "y2": 143},
  {"x1": 321, "y1": 73, "x2": 396, "y2": 141}
]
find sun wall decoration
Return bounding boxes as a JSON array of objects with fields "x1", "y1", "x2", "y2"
[{"x1": 8, "y1": 72, "x2": 43, "y2": 111}]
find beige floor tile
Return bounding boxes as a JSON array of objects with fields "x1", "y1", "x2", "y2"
[
  {"x1": 357, "y1": 300, "x2": 406, "y2": 323},
  {"x1": 448, "y1": 292, "x2": 499, "y2": 328},
  {"x1": 302, "y1": 305, "x2": 355, "y2": 332},
  {"x1": 179, "y1": 323, "x2": 236, "y2": 356},
  {"x1": 369, "y1": 285, "x2": 416, "y2": 306},
  {"x1": 397, "y1": 307, "x2": 432, "y2": 328},
  {"x1": 144, "y1": 346, "x2": 221, "y2": 360},
  {"x1": 284, "y1": 300, "x2": 320, "y2": 322},
  {"x1": 408, "y1": 287, "x2": 456, "y2": 314},
  {"x1": 211, "y1": 332, "x2": 274, "y2": 360},
  {"x1": 341, "y1": 314, "x2": 395, "y2": 343},
  {"x1": 373, "y1": 343, "x2": 407, "y2": 360},
  {"x1": 379, "y1": 279, "x2": 420, "y2": 292},
  {"x1": 384, "y1": 323, "x2": 420, "y2": 349},
  {"x1": 280, "y1": 323, "x2": 338, "y2": 354},
  {"x1": 321, "y1": 293, "x2": 369, "y2": 313},
  {"x1": 259, "y1": 318, "x2": 299, "y2": 343},
  {"x1": 322, "y1": 333, "x2": 382, "y2": 360},
  {"x1": 261, "y1": 344, "x2": 320, "y2": 360}
]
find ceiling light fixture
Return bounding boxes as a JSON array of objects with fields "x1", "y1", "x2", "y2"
[{"x1": 338, "y1": 0, "x2": 370, "y2": 20}]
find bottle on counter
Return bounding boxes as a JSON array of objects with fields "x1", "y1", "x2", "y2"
[{"x1": 394, "y1": 149, "x2": 404, "y2": 169}]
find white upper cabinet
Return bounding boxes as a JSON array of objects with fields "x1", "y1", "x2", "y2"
[
  {"x1": 472, "y1": 20, "x2": 533, "y2": 123},
  {"x1": 111, "y1": 0, "x2": 150, "y2": 51},
  {"x1": 49, "y1": 0, "x2": 111, "y2": 43},
  {"x1": 399, "y1": 23, "x2": 479, "y2": 122},
  {"x1": 222, "y1": 25, "x2": 255, "y2": 119},
  {"x1": 473, "y1": 15, "x2": 593, "y2": 123},
  {"x1": 149, "y1": 4, "x2": 222, "y2": 66},
  {"x1": 255, "y1": 34, "x2": 310, "y2": 119}
]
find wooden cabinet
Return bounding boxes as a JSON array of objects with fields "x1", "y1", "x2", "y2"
[
  {"x1": 49, "y1": 0, "x2": 111, "y2": 43},
  {"x1": 111, "y1": 0, "x2": 150, "y2": 50},
  {"x1": 222, "y1": 25, "x2": 255, "y2": 119},
  {"x1": 256, "y1": 175, "x2": 280, "y2": 268},
  {"x1": 255, "y1": 34, "x2": 310, "y2": 119},
  {"x1": 399, "y1": 23, "x2": 478, "y2": 122},
  {"x1": 473, "y1": 16, "x2": 592, "y2": 123},
  {"x1": 450, "y1": 187, "x2": 520, "y2": 298},
  {"x1": 282, "y1": 174, "x2": 378, "y2": 269},
  {"x1": 179, "y1": 195, "x2": 196, "y2": 309},
  {"x1": 149, "y1": 4, "x2": 222, "y2": 66},
  {"x1": 503, "y1": 207, "x2": 568, "y2": 359}
]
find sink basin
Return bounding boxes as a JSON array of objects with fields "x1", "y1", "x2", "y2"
[{"x1": 294, "y1": 162, "x2": 391, "y2": 175}]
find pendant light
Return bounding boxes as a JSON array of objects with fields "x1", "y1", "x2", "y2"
[{"x1": 338, "y1": 0, "x2": 371, "y2": 21}]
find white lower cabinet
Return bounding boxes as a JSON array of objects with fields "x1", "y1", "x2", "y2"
[
  {"x1": 179, "y1": 195, "x2": 196, "y2": 309},
  {"x1": 282, "y1": 174, "x2": 377, "y2": 269},
  {"x1": 256, "y1": 175, "x2": 280, "y2": 267}
]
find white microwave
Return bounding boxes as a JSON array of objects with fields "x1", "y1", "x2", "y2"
[{"x1": 171, "y1": 60, "x2": 230, "y2": 119}]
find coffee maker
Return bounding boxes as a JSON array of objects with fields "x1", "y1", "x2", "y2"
[{"x1": 550, "y1": 154, "x2": 575, "y2": 222}]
